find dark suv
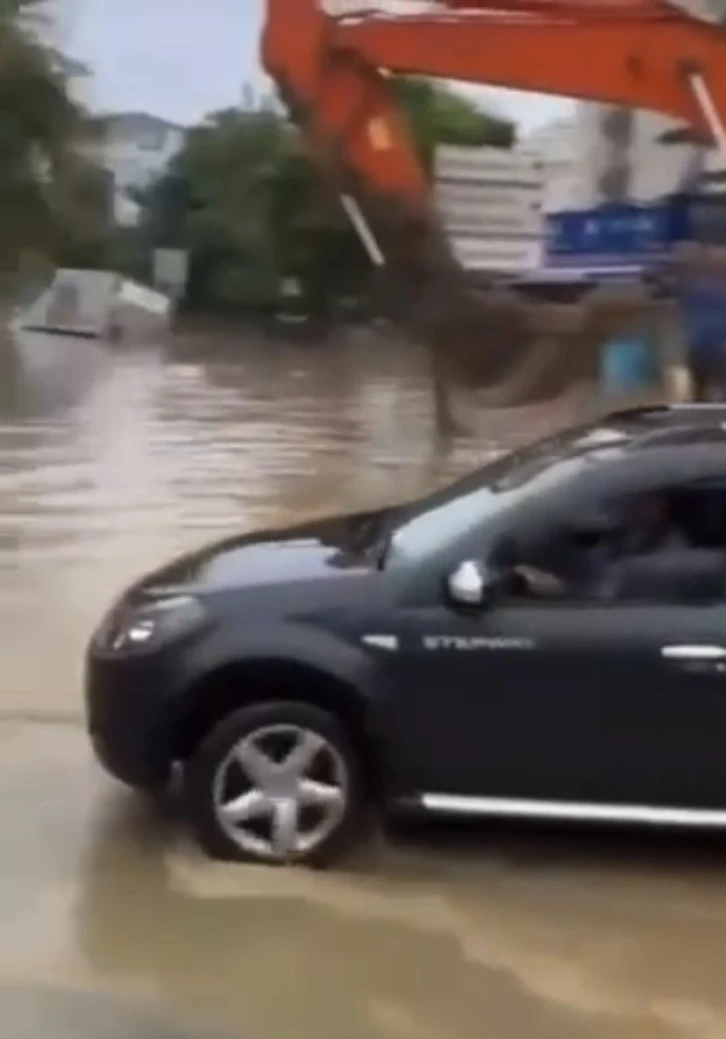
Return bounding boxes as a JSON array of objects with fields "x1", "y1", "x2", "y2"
[{"x1": 86, "y1": 404, "x2": 726, "y2": 867}]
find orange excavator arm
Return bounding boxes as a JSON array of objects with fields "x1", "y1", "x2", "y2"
[
  {"x1": 262, "y1": 0, "x2": 726, "y2": 237},
  {"x1": 261, "y1": 0, "x2": 726, "y2": 421}
]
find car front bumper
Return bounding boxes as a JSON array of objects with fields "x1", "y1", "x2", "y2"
[{"x1": 85, "y1": 647, "x2": 177, "y2": 788}]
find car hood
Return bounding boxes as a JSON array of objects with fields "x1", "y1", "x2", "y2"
[{"x1": 135, "y1": 506, "x2": 397, "y2": 596}]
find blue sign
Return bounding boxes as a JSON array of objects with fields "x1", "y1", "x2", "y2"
[{"x1": 545, "y1": 195, "x2": 691, "y2": 268}]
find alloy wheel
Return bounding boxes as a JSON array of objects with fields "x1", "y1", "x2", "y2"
[{"x1": 212, "y1": 723, "x2": 349, "y2": 862}]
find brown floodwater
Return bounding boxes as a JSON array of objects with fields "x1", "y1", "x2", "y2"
[
  {"x1": 2, "y1": 328, "x2": 724, "y2": 1039},
  {"x1": 0, "y1": 326, "x2": 568, "y2": 719}
]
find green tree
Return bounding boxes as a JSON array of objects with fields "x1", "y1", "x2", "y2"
[
  {"x1": 147, "y1": 108, "x2": 295, "y2": 311},
  {"x1": 0, "y1": 0, "x2": 103, "y2": 286}
]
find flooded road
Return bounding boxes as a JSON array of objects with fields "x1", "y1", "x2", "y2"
[
  {"x1": 7, "y1": 722, "x2": 726, "y2": 1039},
  {"x1": 1, "y1": 329, "x2": 725, "y2": 1039}
]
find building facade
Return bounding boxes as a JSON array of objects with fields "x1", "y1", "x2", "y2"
[
  {"x1": 434, "y1": 144, "x2": 545, "y2": 274},
  {"x1": 524, "y1": 116, "x2": 578, "y2": 213},
  {"x1": 83, "y1": 113, "x2": 185, "y2": 228},
  {"x1": 92, "y1": 113, "x2": 185, "y2": 196}
]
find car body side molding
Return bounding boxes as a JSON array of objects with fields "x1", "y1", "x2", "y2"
[{"x1": 418, "y1": 794, "x2": 726, "y2": 827}]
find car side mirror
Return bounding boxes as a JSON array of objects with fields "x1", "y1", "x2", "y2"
[{"x1": 447, "y1": 559, "x2": 501, "y2": 607}]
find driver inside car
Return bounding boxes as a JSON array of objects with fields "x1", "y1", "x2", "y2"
[
  {"x1": 621, "y1": 492, "x2": 688, "y2": 555},
  {"x1": 511, "y1": 491, "x2": 690, "y2": 599}
]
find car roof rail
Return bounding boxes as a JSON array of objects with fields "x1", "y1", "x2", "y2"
[
  {"x1": 601, "y1": 404, "x2": 672, "y2": 422},
  {"x1": 605, "y1": 402, "x2": 726, "y2": 424},
  {"x1": 634, "y1": 423, "x2": 726, "y2": 446},
  {"x1": 669, "y1": 402, "x2": 726, "y2": 411}
]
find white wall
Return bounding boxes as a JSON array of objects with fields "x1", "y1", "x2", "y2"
[
  {"x1": 434, "y1": 144, "x2": 544, "y2": 273},
  {"x1": 524, "y1": 116, "x2": 580, "y2": 212}
]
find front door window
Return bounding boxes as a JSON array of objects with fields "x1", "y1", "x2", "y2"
[{"x1": 496, "y1": 482, "x2": 726, "y2": 605}]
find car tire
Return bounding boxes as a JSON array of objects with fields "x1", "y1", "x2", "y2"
[{"x1": 184, "y1": 700, "x2": 367, "y2": 867}]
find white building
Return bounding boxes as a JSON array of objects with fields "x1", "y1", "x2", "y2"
[
  {"x1": 523, "y1": 116, "x2": 578, "y2": 213},
  {"x1": 433, "y1": 117, "x2": 585, "y2": 274},
  {"x1": 533, "y1": 102, "x2": 726, "y2": 215},
  {"x1": 85, "y1": 112, "x2": 185, "y2": 227},
  {"x1": 521, "y1": 94, "x2": 726, "y2": 210},
  {"x1": 434, "y1": 144, "x2": 544, "y2": 273},
  {"x1": 522, "y1": 105, "x2": 706, "y2": 212},
  {"x1": 93, "y1": 112, "x2": 185, "y2": 196}
]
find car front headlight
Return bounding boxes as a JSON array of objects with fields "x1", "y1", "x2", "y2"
[{"x1": 107, "y1": 594, "x2": 208, "y2": 653}]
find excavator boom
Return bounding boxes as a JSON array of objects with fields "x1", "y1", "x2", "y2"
[
  {"x1": 263, "y1": 0, "x2": 726, "y2": 220},
  {"x1": 336, "y1": 9, "x2": 726, "y2": 125}
]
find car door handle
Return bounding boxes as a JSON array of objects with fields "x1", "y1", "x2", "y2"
[{"x1": 661, "y1": 644, "x2": 726, "y2": 661}]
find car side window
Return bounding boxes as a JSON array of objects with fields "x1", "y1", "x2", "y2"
[
  {"x1": 496, "y1": 482, "x2": 726, "y2": 605},
  {"x1": 597, "y1": 549, "x2": 726, "y2": 604}
]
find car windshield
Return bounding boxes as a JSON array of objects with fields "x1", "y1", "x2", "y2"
[{"x1": 383, "y1": 424, "x2": 630, "y2": 566}]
